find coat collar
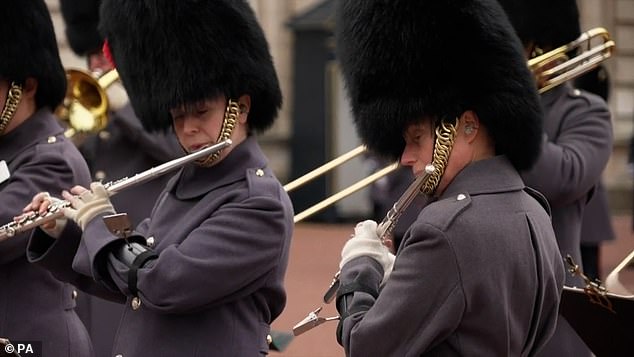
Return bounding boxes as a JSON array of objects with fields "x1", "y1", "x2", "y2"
[
  {"x1": 0, "y1": 109, "x2": 64, "y2": 162},
  {"x1": 171, "y1": 136, "x2": 268, "y2": 199},
  {"x1": 439, "y1": 155, "x2": 525, "y2": 200}
]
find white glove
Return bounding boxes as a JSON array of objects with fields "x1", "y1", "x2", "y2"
[
  {"x1": 63, "y1": 182, "x2": 115, "y2": 230},
  {"x1": 340, "y1": 220, "x2": 395, "y2": 285}
]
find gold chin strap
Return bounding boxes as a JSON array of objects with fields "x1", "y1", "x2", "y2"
[
  {"x1": 0, "y1": 82, "x2": 23, "y2": 135},
  {"x1": 421, "y1": 118, "x2": 458, "y2": 195},
  {"x1": 195, "y1": 99, "x2": 239, "y2": 167}
]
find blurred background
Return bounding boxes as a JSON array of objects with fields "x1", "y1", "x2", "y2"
[{"x1": 43, "y1": 0, "x2": 634, "y2": 356}]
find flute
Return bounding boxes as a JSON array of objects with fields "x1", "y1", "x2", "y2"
[{"x1": 0, "y1": 139, "x2": 232, "y2": 241}]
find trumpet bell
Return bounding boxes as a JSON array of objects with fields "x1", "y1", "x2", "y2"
[{"x1": 56, "y1": 68, "x2": 119, "y2": 137}]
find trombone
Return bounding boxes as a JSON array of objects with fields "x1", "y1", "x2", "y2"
[
  {"x1": 285, "y1": 145, "x2": 399, "y2": 223},
  {"x1": 531, "y1": 27, "x2": 615, "y2": 93},
  {"x1": 290, "y1": 27, "x2": 616, "y2": 224},
  {"x1": 56, "y1": 68, "x2": 120, "y2": 138}
]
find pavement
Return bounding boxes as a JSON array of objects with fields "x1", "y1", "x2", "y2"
[{"x1": 270, "y1": 215, "x2": 634, "y2": 357}]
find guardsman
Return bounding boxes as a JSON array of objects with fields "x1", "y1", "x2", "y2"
[
  {"x1": 24, "y1": 0, "x2": 294, "y2": 356},
  {"x1": 0, "y1": 1, "x2": 94, "y2": 356},
  {"x1": 497, "y1": 1, "x2": 614, "y2": 355},
  {"x1": 333, "y1": 0, "x2": 564, "y2": 355}
]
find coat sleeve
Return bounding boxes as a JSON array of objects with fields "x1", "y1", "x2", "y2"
[
  {"x1": 0, "y1": 144, "x2": 87, "y2": 264},
  {"x1": 27, "y1": 224, "x2": 126, "y2": 303},
  {"x1": 75, "y1": 188, "x2": 291, "y2": 314},
  {"x1": 337, "y1": 222, "x2": 464, "y2": 356},
  {"x1": 521, "y1": 93, "x2": 613, "y2": 207}
]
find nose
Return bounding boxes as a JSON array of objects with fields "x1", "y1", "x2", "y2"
[
  {"x1": 400, "y1": 143, "x2": 416, "y2": 167},
  {"x1": 181, "y1": 116, "x2": 199, "y2": 135}
]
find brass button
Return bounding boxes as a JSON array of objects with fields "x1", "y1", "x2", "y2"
[
  {"x1": 456, "y1": 194, "x2": 466, "y2": 201},
  {"x1": 255, "y1": 169, "x2": 264, "y2": 177},
  {"x1": 71, "y1": 290, "x2": 78, "y2": 299},
  {"x1": 131, "y1": 297, "x2": 141, "y2": 310},
  {"x1": 47, "y1": 136, "x2": 57, "y2": 143},
  {"x1": 572, "y1": 89, "x2": 581, "y2": 96},
  {"x1": 95, "y1": 170, "x2": 106, "y2": 180},
  {"x1": 146, "y1": 236, "x2": 155, "y2": 247},
  {"x1": 99, "y1": 130, "x2": 111, "y2": 140}
]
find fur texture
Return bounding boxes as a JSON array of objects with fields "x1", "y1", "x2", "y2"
[
  {"x1": 336, "y1": 0, "x2": 543, "y2": 170},
  {"x1": 497, "y1": 0, "x2": 581, "y2": 48},
  {"x1": 99, "y1": 0, "x2": 282, "y2": 132},
  {"x1": 0, "y1": 0, "x2": 66, "y2": 110}
]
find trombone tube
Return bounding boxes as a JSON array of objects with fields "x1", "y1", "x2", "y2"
[
  {"x1": 284, "y1": 145, "x2": 367, "y2": 192},
  {"x1": 293, "y1": 162, "x2": 399, "y2": 223}
]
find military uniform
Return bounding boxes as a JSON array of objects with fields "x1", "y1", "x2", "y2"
[
  {"x1": 521, "y1": 83, "x2": 613, "y2": 356},
  {"x1": 0, "y1": 110, "x2": 93, "y2": 357},
  {"x1": 333, "y1": 0, "x2": 563, "y2": 355},
  {"x1": 338, "y1": 157, "x2": 564, "y2": 356},
  {"x1": 28, "y1": 137, "x2": 294, "y2": 356}
]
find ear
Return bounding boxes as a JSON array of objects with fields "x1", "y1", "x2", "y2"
[
  {"x1": 237, "y1": 94, "x2": 251, "y2": 124},
  {"x1": 459, "y1": 110, "x2": 479, "y2": 143},
  {"x1": 22, "y1": 78, "x2": 38, "y2": 99}
]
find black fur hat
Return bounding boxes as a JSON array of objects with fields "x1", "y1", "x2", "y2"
[
  {"x1": 498, "y1": 0, "x2": 581, "y2": 48},
  {"x1": 0, "y1": 0, "x2": 66, "y2": 110},
  {"x1": 336, "y1": 0, "x2": 543, "y2": 170},
  {"x1": 59, "y1": 0, "x2": 104, "y2": 56},
  {"x1": 99, "y1": 0, "x2": 282, "y2": 132}
]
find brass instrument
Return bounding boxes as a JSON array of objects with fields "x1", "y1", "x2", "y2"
[
  {"x1": 531, "y1": 27, "x2": 615, "y2": 93},
  {"x1": 56, "y1": 68, "x2": 120, "y2": 137},
  {"x1": 0, "y1": 139, "x2": 232, "y2": 242},
  {"x1": 289, "y1": 28, "x2": 616, "y2": 224},
  {"x1": 285, "y1": 145, "x2": 399, "y2": 223},
  {"x1": 292, "y1": 164, "x2": 436, "y2": 336}
]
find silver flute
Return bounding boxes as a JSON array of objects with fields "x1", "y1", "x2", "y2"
[
  {"x1": 293, "y1": 163, "x2": 435, "y2": 336},
  {"x1": 0, "y1": 139, "x2": 232, "y2": 241}
]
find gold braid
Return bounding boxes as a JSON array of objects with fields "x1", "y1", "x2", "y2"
[
  {"x1": 421, "y1": 118, "x2": 458, "y2": 195},
  {"x1": 0, "y1": 82, "x2": 23, "y2": 135},
  {"x1": 195, "y1": 99, "x2": 239, "y2": 167}
]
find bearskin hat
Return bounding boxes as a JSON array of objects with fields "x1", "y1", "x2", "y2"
[
  {"x1": 336, "y1": 0, "x2": 543, "y2": 170},
  {"x1": 59, "y1": 0, "x2": 104, "y2": 56},
  {"x1": 99, "y1": 0, "x2": 282, "y2": 132},
  {"x1": 0, "y1": 0, "x2": 66, "y2": 110},
  {"x1": 498, "y1": 0, "x2": 581, "y2": 48}
]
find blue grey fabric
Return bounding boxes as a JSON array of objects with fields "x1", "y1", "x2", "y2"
[
  {"x1": 338, "y1": 156, "x2": 565, "y2": 356},
  {"x1": 0, "y1": 109, "x2": 93, "y2": 357},
  {"x1": 28, "y1": 136, "x2": 294, "y2": 356}
]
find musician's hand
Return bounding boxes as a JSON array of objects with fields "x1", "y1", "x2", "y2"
[
  {"x1": 340, "y1": 220, "x2": 395, "y2": 286},
  {"x1": 19, "y1": 192, "x2": 67, "y2": 239},
  {"x1": 61, "y1": 182, "x2": 115, "y2": 230}
]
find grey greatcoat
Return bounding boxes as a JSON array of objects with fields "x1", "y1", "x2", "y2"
[
  {"x1": 0, "y1": 109, "x2": 93, "y2": 356},
  {"x1": 521, "y1": 82, "x2": 613, "y2": 357},
  {"x1": 338, "y1": 156, "x2": 565, "y2": 356},
  {"x1": 28, "y1": 136, "x2": 294, "y2": 356}
]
